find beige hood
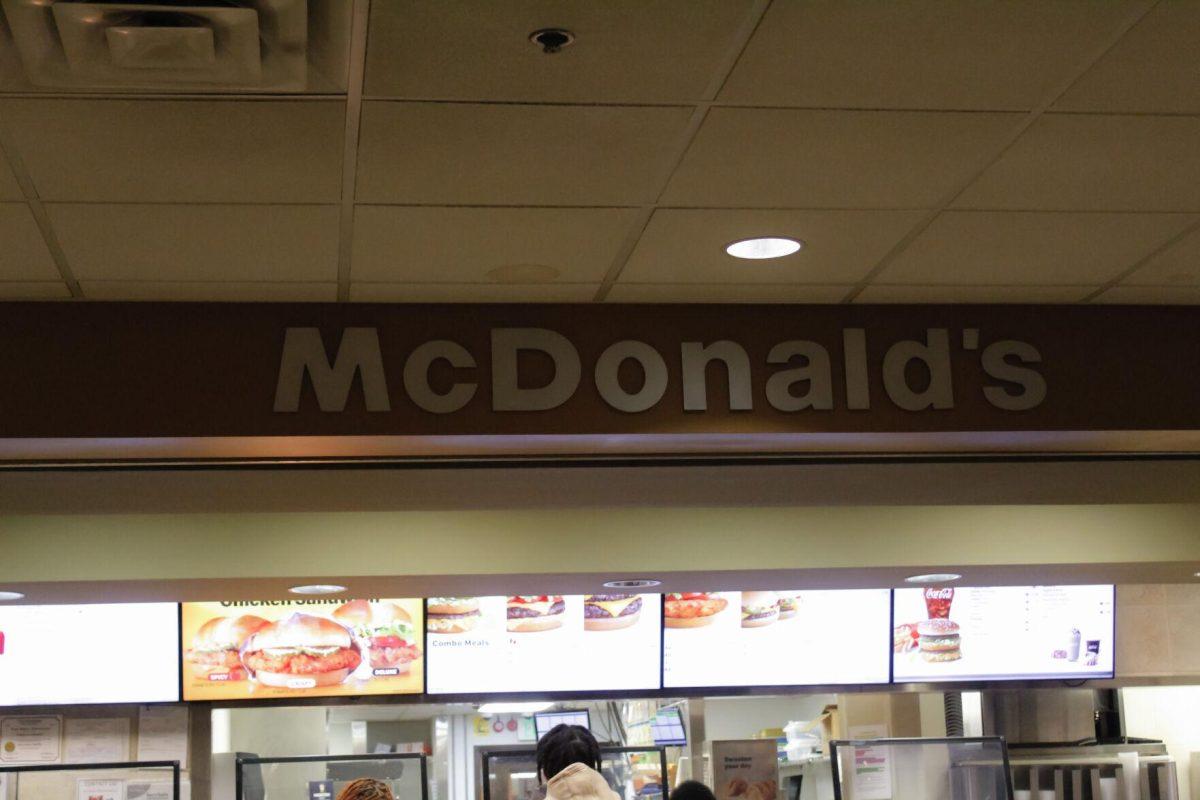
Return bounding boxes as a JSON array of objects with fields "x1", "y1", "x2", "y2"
[{"x1": 545, "y1": 763, "x2": 621, "y2": 800}]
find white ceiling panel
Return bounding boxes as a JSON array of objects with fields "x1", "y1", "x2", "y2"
[
  {"x1": 356, "y1": 102, "x2": 693, "y2": 205},
  {"x1": 0, "y1": 99, "x2": 345, "y2": 202},
  {"x1": 856, "y1": 285, "x2": 1093, "y2": 304},
  {"x1": 1092, "y1": 286, "x2": 1200, "y2": 305},
  {"x1": 662, "y1": 109, "x2": 1020, "y2": 208},
  {"x1": 352, "y1": 206, "x2": 639, "y2": 282},
  {"x1": 720, "y1": 1, "x2": 1143, "y2": 110},
  {"x1": 365, "y1": 0, "x2": 755, "y2": 102},
  {"x1": 1055, "y1": 3, "x2": 1200, "y2": 113},
  {"x1": 1125, "y1": 226, "x2": 1200, "y2": 286},
  {"x1": 350, "y1": 282, "x2": 597, "y2": 302},
  {"x1": 0, "y1": 202, "x2": 59, "y2": 280},
  {"x1": 955, "y1": 115, "x2": 1200, "y2": 211},
  {"x1": 0, "y1": 156, "x2": 22, "y2": 201},
  {"x1": 0, "y1": 282, "x2": 70, "y2": 299},
  {"x1": 49, "y1": 204, "x2": 340, "y2": 281},
  {"x1": 81, "y1": 282, "x2": 338, "y2": 302},
  {"x1": 620, "y1": 208, "x2": 924, "y2": 284},
  {"x1": 878, "y1": 211, "x2": 1196, "y2": 285},
  {"x1": 605, "y1": 283, "x2": 852, "y2": 303}
]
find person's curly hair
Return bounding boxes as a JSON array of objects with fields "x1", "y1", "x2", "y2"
[{"x1": 335, "y1": 778, "x2": 394, "y2": 800}]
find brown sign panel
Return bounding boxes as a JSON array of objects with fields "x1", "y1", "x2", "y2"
[{"x1": 0, "y1": 302, "x2": 1197, "y2": 457}]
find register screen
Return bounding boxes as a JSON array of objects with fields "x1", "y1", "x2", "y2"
[
  {"x1": 892, "y1": 585, "x2": 1115, "y2": 682},
  {"x1": 425, "y1": 595, "x2": 661, "y2": 694},
  {"x1": 0, "y1": 603, "x2": 180, "y2": 706},
  {"x1": 662, "y1": 590, "x2": 891, "y2": 688}
]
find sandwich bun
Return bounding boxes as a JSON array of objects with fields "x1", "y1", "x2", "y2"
[
  {"x1": 664, "y1": 615, "x2": 717, "y2": 629},
  {"x1": 244, "y1": 613, "x2": 354, "y2": 651},
  {"x1": 428, "y1": 598, "x2": 480, "y2": 616},
  {"x1": 921, "y1": 649, "x2": 962, "y2": 663},
  {"x1": 507, "y1": 614, "x2": 564, "y2": 633},
  {"x1": 333, "y1": 600, "x2": 412, "y2": 627},
  {"x1": 193, "y1": 615, "x2": 270, "y2": 650}
]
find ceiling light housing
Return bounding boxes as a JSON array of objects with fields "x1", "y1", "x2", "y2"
[
  {"x1": 725, "y1": 237, "x2": 803, "y2": 260},
  {"x1": 0, "y1": 591, "x2": 26, "y2": 601},
  {"x1": 602, "y1": 579, "x2": 662, "y2": 589},
  {"x1": 288, "y1": 583, "x2": 347, "y2": 596},
  {"x1": 478, "y1": 701, "x2": 553, "y2": 715},
  {"x1": 904, "y1": 573, "x2": 962, "y2": 585}
]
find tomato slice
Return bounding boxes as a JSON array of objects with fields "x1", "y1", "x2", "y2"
[{"x1": 372, "y1": 635, "x2": 406, "y2": 648}]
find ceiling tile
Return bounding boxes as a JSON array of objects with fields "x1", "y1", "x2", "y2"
[
  {"x1": 661, "y1": 109, "x2": 1020, "y2": 208},
  {"x1": 81, "y1": 282, "x2": 337, "y2": 302},
  {"x1": 1092, "y1": 286, "x2": 1200, "y2": 305},
  {"x1": 877, "y1": 211, "x2": 1196, "y2": 285},
  {"x1": 856, "y1": 285, "x2": 1093, "y2": 304},
  {"x1": 350, "y1": 282, "x2": 597, "y2": 303},
  {"x1": 721, "y1": 1, "x2": 1143, "y2": 110},
  {"x1": 0, "y1": 202, "x2": 59, "y2": 280},
  {"x1": 357, "y1": 102, "x2": 693, "y2": 205},
  {"x1": 352, "y1": 206, "x2": 639, "y2": 282},
  {"x1": 365, "y1": 1, "x2": 754, "y2": 102},
  {"x1": 0, "y1": 99, "x2": 344, "y2": 202},
  {"x1": 0, "y1": 282, "x2": 70, "y2": 299},
  {"x1": 1123, "y1": 225, "x2": 1200, "y2": 286},
  {"x1": 49, "y1": 204, "x2": 340, "y2": 281},
  {"x1": 605, "y1": 284, "x2": 852, "y2": 304},
  {"x1": 955, "y1": 115, "x2": 1200, "y2": 211},
  {"x1": 620, "y1": 208, "x2": 924, "y2": 284},
  {"x1": 1055, "y1": 3, "x2": 1200, "y2": 113},
  {"x1": 0, "y1": 156, "x2": 22, "y2": 201}
]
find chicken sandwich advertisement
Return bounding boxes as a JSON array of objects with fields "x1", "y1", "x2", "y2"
[{"x1": 182, "y1": 599, "x2": 424, "y2": 700}]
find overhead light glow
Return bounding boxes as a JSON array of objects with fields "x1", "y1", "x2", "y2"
[
  {"x1": 904, "y1": 573, "x2": 962, "y2": 584},
  {"x1": 0, "y1": 591, "x2": 25, "y2": 601},
  {"x1": 725, "y1": 237, "x2": 803, "y2": 260},
  {"x1": 602, "y1": 579, "x2": 662, "y2": 589},
  {"x1": 288, "y1": 584, "x2": 348, "y2": 595},
  {"x1": 478, "y1": 701, "x2": 554, "y2": 715}
]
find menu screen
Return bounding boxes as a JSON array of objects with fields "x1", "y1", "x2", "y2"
[
  {"x1": 425, "y1": 595, "x2": 661, "y2": 694},
  {"x1": 0, "y1": 603, "x2": 180, "y2": 706},
  {"x1": 662, "y1": 590, "x2": 891, "y2": 688},
  {"x1": 892, "y1": 585, "x2": 1115, "y2": 682},
  {"x1": 182, "y1": 599, "x2": 424, "y2": 700}
]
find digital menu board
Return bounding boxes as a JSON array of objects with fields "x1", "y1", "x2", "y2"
[
  {"x1": 425, "y1": 595, "x2": 661, "y2": 694},
  {"x1": 0, "y1": 603, "x2": 180, "y2": 706},
  {"x1": 182, "y1": 599, "x2": 424, "y2": 700},
  {"x1": 892, "y1": 585, "x2": 1115, "y2": 682},
  {"x1": 662, "y1": 590, "x2": 891, "y2": 688}
]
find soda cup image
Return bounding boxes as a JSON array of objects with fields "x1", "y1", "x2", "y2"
[{"x1": 924, "y1": 587, "x2": 954, "y2": 619}]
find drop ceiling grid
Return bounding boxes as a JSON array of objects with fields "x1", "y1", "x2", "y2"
[{"x1": 0, "y1": 0, "x2": 1197, "y2": 304}]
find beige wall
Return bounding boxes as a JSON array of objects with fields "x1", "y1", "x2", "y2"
[{"x1": 1117, "y1": 585, "x2": 1200, "y2": 677}]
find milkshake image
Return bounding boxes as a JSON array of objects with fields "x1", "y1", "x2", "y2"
[{"x1": 1067, "y1": 628, "x2": 1081, "y2": 662}]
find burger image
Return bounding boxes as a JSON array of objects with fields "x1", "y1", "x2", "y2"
[
  {"x1": 426, "y1": 597, "x2": 482, "y2": 634},
  {"x1": 778, "y1": 594, "x2": 800, "y2": 620},
  {"x1": 188, "y1": 615, "x2": 270, "y2": 681},
  {"x1": 333, "y1": 600, "x2": 421, "y2": 676},
  {"x1": 741, "y1": 591, "x2": 780, "y2": 628},
  {"x1": 917, "y1": 618, "x2": 962, "y2": 663},
  {"x1": 663, "y1": 592, "x2": 728, "y2": 628},
  {"x1": 240, "y1": 613, "x2": 361, "y2": 688},
  {"x1": 583, "y1": 594, "x2": 643, "y2": 631},
  {"x1": 507, "y1": 595, "x2": 565, "y2": 632}
]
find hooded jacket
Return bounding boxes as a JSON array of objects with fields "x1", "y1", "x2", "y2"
[{"x1": 545, "y1": 763, "x2": 621, "y2": 800}]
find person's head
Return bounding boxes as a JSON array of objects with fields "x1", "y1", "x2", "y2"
[
  {"x1": 670, "y1": 781, "x2": 717, "y2": 800},
  {"x1": 535, "y1": 724, "x2": 601, "y2": 782},
  {"x1": 335, "y1": 779, "x2": 393, "y2": 800}
]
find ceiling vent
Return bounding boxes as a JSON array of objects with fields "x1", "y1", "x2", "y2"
[{"x1": 0, "y1": 0, "x2": 345, "y2": 91}]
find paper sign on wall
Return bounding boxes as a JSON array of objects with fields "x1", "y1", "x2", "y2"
[
  {"x1": 0, "y1": 716, "x2": 62, "y2": 764},
  {"x1": 136, "y1": 706, "x2": 188, "y2": 770},
  {"x1": 65, "y1": 718, "x2": 130, "y2": 764},
  {"x1": 847, "y1": 726, "x2": 892, "y2": 800},
  {"x1": 707, "y1": 740, "x2": 779, "y2": 800},
  {"x1": 76, "y1": 778, "x2": 125, "y2": 800}
]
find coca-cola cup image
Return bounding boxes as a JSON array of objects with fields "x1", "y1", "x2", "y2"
[{"x1": 924, "y1": 587, "x2": 955, "y2": 619}]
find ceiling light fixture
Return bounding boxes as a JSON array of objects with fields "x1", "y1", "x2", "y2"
[
  {"x1": 904, "y1": 573, "x2": 962, "y2": 584},
  {"x1": 725, "y1": 237, "x2": 803, "y2": 260},
  {"x1": 478, "y1": 701, "x2": 554, "y2": 715},
  {"x1": 529, "y1": 28, "x2": 574, "y2": 54},
  {"x1": 0, "y1": 591, "x2": 25, "y2": 601},
  {"x1": 288, "y1": 584, "x2": 348, "y2": 596},
  {"x1": 602, "y1": 579, "x2": 662, "y2": 589}
]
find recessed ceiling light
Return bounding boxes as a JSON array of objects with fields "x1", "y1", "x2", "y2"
[
  {"x1": 725, "y1": 237, "x2": 803, "y2": 260},
  {"x1": 1194, "y1": 572, "x2": 1200, "y2": 578},
  {"x1": 602, "y1": 579, "x2": 662, "y2": 589},
  {"x1": 904, "y1": 573, "x2": 962, "y2": 584},
  {"x1": 288, "y1": 584, "x2": 347, "y2": 596},
  {"x1": 0, "y1": 591, "x2": 25, "y2": 601},
  {"x1": 478, "y1": 701, "x2": 554, "y2": 715}
]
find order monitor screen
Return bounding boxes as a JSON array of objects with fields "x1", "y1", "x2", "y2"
[
  {"x1": 425, "y1": 595, "x2": 661, "y2": 694},
  {"x1": 662, "y1": 590, "x2": 891, "y2": 689},
  {"x1": 0, "y1": 603, "x2": 181, "y2": 706},
  {"x1": 892, "y1": 585, "x2": 1116, "y2": 682},
  {"x1": 650, "y1": 707, "x2": 688, "y2": 746},
  {"x1": 534, "y1": 709, "x2": 592, "y2": 739}
]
